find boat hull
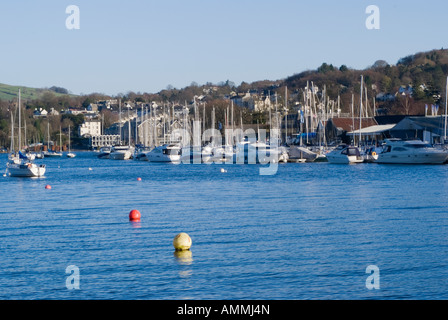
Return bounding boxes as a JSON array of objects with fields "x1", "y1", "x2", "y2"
[
  {"x1": 7, "y1": 163, "x2": 46, "y2": 177},
  {"x1": 145, "y1": 144, "x2": 181, "y2": 163},
  {"x1": 97, "y1": 152, "x2": 110, "y2": 159},
  {"x1": 109, "y1": 146, "x2": 134, "y2": 160},
  {"x1": 146, "y1": 154, "x2": 180, "y2": 162},
  {"x1": 376, "y1": 153, "x2": 448, "y2": 164},
  {"x1": 326, "y1": 145, "x2": 363, "y2": 164},
  {"x1": 326, "y1": 155, "x2": 363, "y2": 164},
  {"x1": 43, "y1": 151, "x2": 62, "y2": 157},
  {"x1": 109, "y1": 151, "x2": 132, "y2": 160},
  {"x1": 375, "y1": 139, "x2": 448, "y2": 164}
]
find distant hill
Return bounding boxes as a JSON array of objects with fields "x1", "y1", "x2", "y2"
[
  {"x1": 282, "y1": 48, "x2": 448, "y2": 115},
  {"x1": 0, "y1": 83, "x2": 73, "y2": 101}
]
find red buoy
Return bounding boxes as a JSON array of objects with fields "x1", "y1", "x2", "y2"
[
  {"x1": 137, "y1": 177, "x2": 142, "y2": 181},
  {"x1": 129, "y1": 209, "x2": 141, "y2": 221},
  {"x1": 45, "y1": 185, "x2": 51, "y2": 190}
]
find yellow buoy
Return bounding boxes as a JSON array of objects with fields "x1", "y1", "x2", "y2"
[{"x1": 173, "y1": 232, "x2": 192, "y2": 251}]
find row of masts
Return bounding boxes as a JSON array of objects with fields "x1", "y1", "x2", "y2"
[
  {"x1": 9, "y1": 90, "x2": 70, "y2": 153},
  {"x1": 4, "y1": 78, "x2": 389, "y2": 152},
  {"x1": 113, "y1": 79, "x2": 379, "y2": 149},
  {"x1": 11, "y1": 75, "x2": 448, "y2": 151}
]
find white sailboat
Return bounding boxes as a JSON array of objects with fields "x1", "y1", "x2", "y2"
[
  {"x1": 43, "y1": 121, "x2": 62, "y2": 157},
  {"x1": 66, "y1": 125, "x2": 76, "y2": 158},
  {"x1": 6, "y1": 90, "x2": 46, "y2": 177},
  {"x1": 110, "y1": 99, "x2": 134, "y2": 160}
]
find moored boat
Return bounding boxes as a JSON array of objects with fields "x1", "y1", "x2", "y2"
[
  {"x1": 375, "y1": 139, "x2": 448, "y2": 164},
  {"x1": 7, "y1": 156, "x2": 46, "y2": 177},
  {"x1": 97, "y1": 146, "x2": 111, "y2": 159},
  {"x1": 145, "y1": 143, "x2": 181, "y2": 162},
  {"x1": 109, "y1": 145, "x2": 134, "y2": 160},
  {"x1": 326, "y1": 145, "x2": 364, "y2": 164}
]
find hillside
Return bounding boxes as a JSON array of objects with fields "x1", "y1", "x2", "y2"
[
  {"x1": 141, "y1": 48, "x2": 448, "y2": 117},
  {"x1": 282, "y1": 48, "x2": 448, "y2": 115},
  {"x1": 0, "y1": 83, "x2": 73, "y2": 101}
]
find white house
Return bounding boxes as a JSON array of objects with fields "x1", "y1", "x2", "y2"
[
  {"x1": 49, "y1": 108, "x2": 59, "y2": 116},
  {"x1": 79, "y1": 120, "x2": 101, "y2": 137},
  {"x1": 33, "y1": 108, "x2": 48, "y2": 117}
]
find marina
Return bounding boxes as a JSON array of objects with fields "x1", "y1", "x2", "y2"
[
  {"x1": 4, "y1": 88, "x2": 448, "y2": 300},
  {"x1": 1, "y1": 151, "x2": 448, "y2": 299}
]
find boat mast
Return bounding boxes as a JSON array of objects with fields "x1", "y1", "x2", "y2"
[
  {"x1": 365, "y1": 86, "x2": 369, "y2": 119},
  {"x1": 373, "y1": 97, "x2": 376, "y2": 117},
  {"x1": 153, "y1": 104, "x2": 157, "y2": 147},
  {"x1": 211, "y1": 106, "x2": 216, "y2": 146},
  {"x1": 203, "y1": 102, "x2": 206, "y2": 137},
  {"x1": 24, "y1": 110, "x2": 27, "y2": 149},
  {"x1": 231, "y1": 101, "x2": 234, "y2": 145},
  {"x1": 135, "y1": 108, "x2": 138, "y2": 146},
  {"x1": 47, "y1": 120, "x2": 50, "y2": 151},
  {"x1": 144, "y1": 106, "x2": 147, "y2": 146},
  {"x1": 128, "y1": 106, "x2": 131, "y2": 147},
  {"x1": 118, "y1": 99, "x2": 122, "y2": 145},
  {"x1": 18, "y1": 89, "x2": 21, "y2": 151},
  {"x1": 351, "y1": 94, "x2": 355, "y2": 146},
  {"x1": 445, "y1": 75, "x2": 448, "y2": 143},
  {"x1": 285, "y1": 86, "x2": 288, "y2": 145},
  {"x1": 359, "y1": 75, "x2": 364, "y2": 148},
  {"x1": 163, "y1": 102, "x2": 166, "y2": 145},
  {"x1": 10, "y1": 110, "x2": 14, "y2": 153},
  {"x1": 68, "y1": 125, "x2": 71, "y2": 152},
  {"x1": 305, "y1": 89, "x2": 309, "y2": 145}
]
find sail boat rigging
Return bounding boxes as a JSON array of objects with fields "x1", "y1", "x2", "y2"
[
  {"x1": 6, "y1": 90, "x2": 46, "y2": 177},
  {"x1": 43, "y1": 121, "x2": 62, "y2": 157},
  {"x1": 67, "y1": 125, "x2": 76, "y2": 158}
]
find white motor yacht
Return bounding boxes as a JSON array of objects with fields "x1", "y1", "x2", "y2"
[
  {"x1": 326, "y1": 145, "x2": 364, "y2": 164},
  {"x1": 232, "y1": 141, "x2": 289, "y2": 164},
  {"x1": 375, "y1": 139, "x2": 448, "y2": 164},
  {"x1": 145, "y1": 143, "x2": 181, "y2": 162},
  {"x1": 109, "y1": 145, "x2": 134, "y2": 160},
  {"x1": 134, "y1": 146, "x2": 152, "y2": 161},
  {"x1": 97, "y1": 146, "x2": 111, "y2": 159}
]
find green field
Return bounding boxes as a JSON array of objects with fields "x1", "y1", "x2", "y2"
[{"x1": 0, "y1": 83, "x2": 72, "y2": 101}]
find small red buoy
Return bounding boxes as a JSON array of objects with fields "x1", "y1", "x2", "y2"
[
  {"x1": 137, "y1": 177, "x2": 142, "y2": 181},
  {"x1": 129, "y1": 209, "x2": 141, "y2": 222},
  {"x1": 45, "y1": 185, "x2": 51, "y2": 190}
]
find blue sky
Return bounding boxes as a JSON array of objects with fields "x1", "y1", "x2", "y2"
[{"x1": 1, "y1": 0, "x2": 447, "y2": 96}]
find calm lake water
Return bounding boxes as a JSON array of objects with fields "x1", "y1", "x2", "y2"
[{"x1": 1, "y1": 152, "x2": 448, "y2": 300}]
